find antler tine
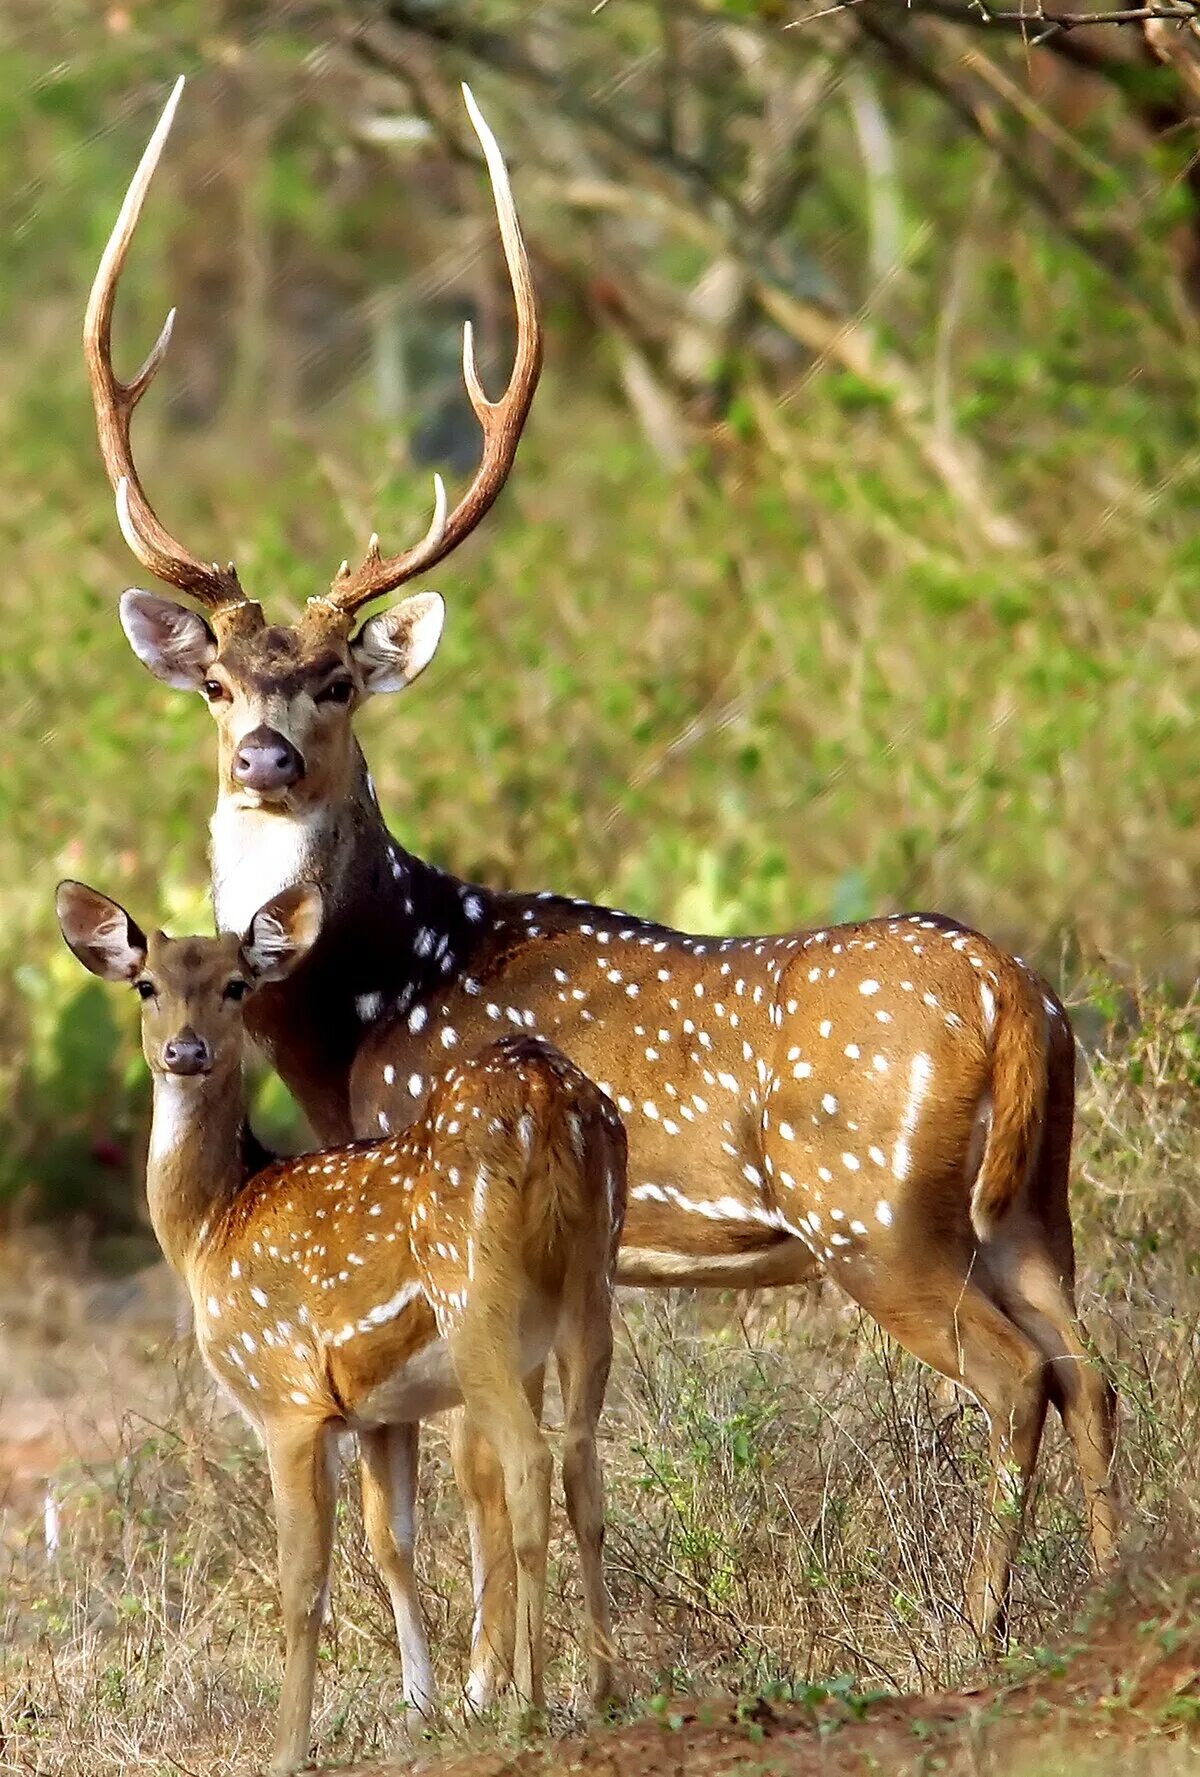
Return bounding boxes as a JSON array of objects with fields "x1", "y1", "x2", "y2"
[
  {"x1": 83, "y1": 77, "x2": 242, "y2": 608},
  {"x1": 325, "y1": 85, "x2": 542, "y2": 616},
  {"x1": 425, "y1": 472, "x2": 448, "y2": 549}
]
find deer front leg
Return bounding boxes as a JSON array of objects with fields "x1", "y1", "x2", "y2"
[{"x1": 264, "y1": 1417, "x2": 338, "y2": 1774}]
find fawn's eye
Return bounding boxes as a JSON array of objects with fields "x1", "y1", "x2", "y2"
[
  {"x1": 316, "y1": 678, "x2": 353, "y2": 706},
  {"x1": 223, "y1": 978, "x2": 250, "y2": 1002},
  {"x1": 202, "y1": 678, "x2": 229, "y2": 703},
  {"x1": 135, "y1": 979, "x2": 156, "y2": 1001}
]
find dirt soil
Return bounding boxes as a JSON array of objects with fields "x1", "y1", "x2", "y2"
[{"x1": 334, "y1": 1576, "x2": 1198, "y2": 1777}]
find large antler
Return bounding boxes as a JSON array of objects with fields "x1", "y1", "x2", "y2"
[
  {"x1": 322, "y1": 84, "x2": 543, "y2": 616},
  {"x1": 84, "y1": 76, "x2": 243, "y2": 608}
]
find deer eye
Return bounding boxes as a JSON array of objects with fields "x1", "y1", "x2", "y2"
[
  {"x1": 135, "y1": 979, "x2": 156, "y2": 1001},
  {"x1": 316, "y1": 679, "x2": 353, "y2": 706},
  {"x1": 223, "y1": 978, "x2": 250, "y2": 1002},
  {"x1": 202, "y1": 678, "x2": 230, "y2": 704}
]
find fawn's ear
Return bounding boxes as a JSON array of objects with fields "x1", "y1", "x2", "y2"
[
  {"x1": 56, "y1": 881, "x2": 148, "y2": 981},
  {"x1": 240, "y1": 883, "x2": 324, "y2": 982},
  {"x1": 119, "y1": 589, "x2": 217, "y2": 690},
  {"x1": 351, "y1": 592, "x2": 445, "y2": 694}
]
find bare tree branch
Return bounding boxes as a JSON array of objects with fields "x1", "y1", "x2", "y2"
[
  {"x1": 790, "y1": 2, "x2": 1200, "y2": 45},
  {"x1": 844, "y1": 7, "x2": 1180, "y2": 333},
  {"x1": 333, "y1": 0, "x2": 1198, "y2": 532},
  {"x1": 351, "y1": 4, "x2": 752, "y2": 227}
]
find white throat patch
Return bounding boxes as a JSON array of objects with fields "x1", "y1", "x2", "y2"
[
  {"x1": 210, "y1": 801, "x2": 329, "y2": 935},
  {"x1": 149, "y1": 1074, "x2": 201, "y2": 1169}
]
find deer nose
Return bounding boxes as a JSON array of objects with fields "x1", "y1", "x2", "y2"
[
  {"x1": 162, "y1": 1027, "x2": 212, "y2": 1077},
  {"x1": 232, "y1": 725, "x2": 304, "y2": 793}
]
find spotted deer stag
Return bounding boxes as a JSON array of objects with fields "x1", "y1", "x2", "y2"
[
  {"x1": 86, "y1": 78, "x2": 1117, "y2": 1664},
  {"x1": 55, "y1": 879, "x2": 626, "y2": 1772}
]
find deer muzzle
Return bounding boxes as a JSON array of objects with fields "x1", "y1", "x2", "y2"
[
  {"x1": 162, "y1": 1027, "x2": 212, "y2": 1076},
  {"x1": 232, "y1": 725, "x2": 305, "y2": 795}
]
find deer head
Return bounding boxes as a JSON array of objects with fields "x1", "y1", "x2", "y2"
[
  {"x1": 86, "y1": 78, "x2": 541, "y2": 817},
  {"x1": 55, "y1": 879, "x2": 323, "y2": 1076}
]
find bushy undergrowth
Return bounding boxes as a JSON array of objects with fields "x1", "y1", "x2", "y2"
[{"x1": 0, "y1": 1003, "x2": 1195, "y2": 1773}]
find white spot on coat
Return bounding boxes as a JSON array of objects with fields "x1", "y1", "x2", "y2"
[{"x1": 892, "y1": 1051, "x2": 933, "y2": 1181}]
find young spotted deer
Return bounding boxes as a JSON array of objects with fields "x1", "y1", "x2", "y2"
[
  {"x1": 55, "y1": 880, "x2": 626, "y2": 1774},
  {"x1": 87, "y1": 80, "x2": 1118, "y2": 1662}
]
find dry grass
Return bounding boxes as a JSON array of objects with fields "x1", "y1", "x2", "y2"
[{"x1": 0, "y1": 992, "x2": 1196, "y2": 1775}]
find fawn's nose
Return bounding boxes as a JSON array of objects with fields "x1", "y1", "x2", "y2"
[
  {"x1": 162, "y1": 1027, "x2": 212, "y2": 1077},
  {"x1": 232, "y1": 725, "x2": 304, "y2": 794}
]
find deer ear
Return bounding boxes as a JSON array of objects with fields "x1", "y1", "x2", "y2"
[
  {"x1": 240, "y1": 883, "x2": 323, "y2": 982},
  {"x1": 56, "y1": 880, "x2": 148, "y2": 982},
  {"x1": 352, "y1": 592, "x2": 445, "y2": 695},
  {"x1": 119, "y1": 589, "x2": 217, "y2": 690}
]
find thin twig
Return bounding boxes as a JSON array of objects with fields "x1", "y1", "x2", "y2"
[{"x1": 790, "y1": 1, "x2": 1200, "y2": 43}]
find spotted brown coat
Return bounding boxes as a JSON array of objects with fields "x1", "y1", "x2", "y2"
[{"x1": 55, "y1": 878, "x2": 626, "y2": 1772}]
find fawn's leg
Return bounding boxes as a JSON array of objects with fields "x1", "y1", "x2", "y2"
[
  {"x1": 451, "y1": 1408, "x2": 515, "y2": 1710},
  {"x1": 359, "y1": 1423, "x2": 435, "y2": 1719},
  {"x1": 555, "y1": 1270, "x2": 620, "y2": 1709},
  {"x1": 264, "y1": 1416, "x2": 338, "y2": 1774},
  {"x1": 450, "y1": 1334, "x2": 552, "y2": 1717},
  {"x1": 451, "y1": 1366, "x2": 545, "y2": 1710}
]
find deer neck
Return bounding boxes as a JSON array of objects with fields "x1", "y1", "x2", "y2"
[
  {"x1": 209, "y1": 743, "x2": 488, "y2": 1142},
  {"x1": 146, "y1": 1067, "x2": 248, "y2": 1277},
  {"x1": 210, "y1": 750, "x2": 369, "y2": 937},
  {"x1": 208, "y1": 742, "x2": 444, "y2": 928}
]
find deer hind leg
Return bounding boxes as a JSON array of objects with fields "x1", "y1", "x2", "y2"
[
  {"x1": 451, "y1": 1330, "x2": 552, "y2": 1719},
  {"x1": 359, "y1": 1423, "x2": 436, "y2": 1721},
  {"x1": 264, "y1": 1417, "x2": 338, "y2": 1774},
  {"x1": 845, "y1": 1265, "x2": 1049, "y2": 1644},
  {"x1": 965, "y1": 1311, "x2": 1050, "y2": 1646},
  {"x1": 451, "y1": 1364, "x2": 545, "y2": 1712},
  {"x1": 450, "y1": 1409, "x2": 515, "y2": 1711},
  {"x1": 986, "y1": 1230, "x2": 1120, "y2": 1569},
  {"x1": 555, "y1": 1261, "x2": 621, "y2": 1712}
]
